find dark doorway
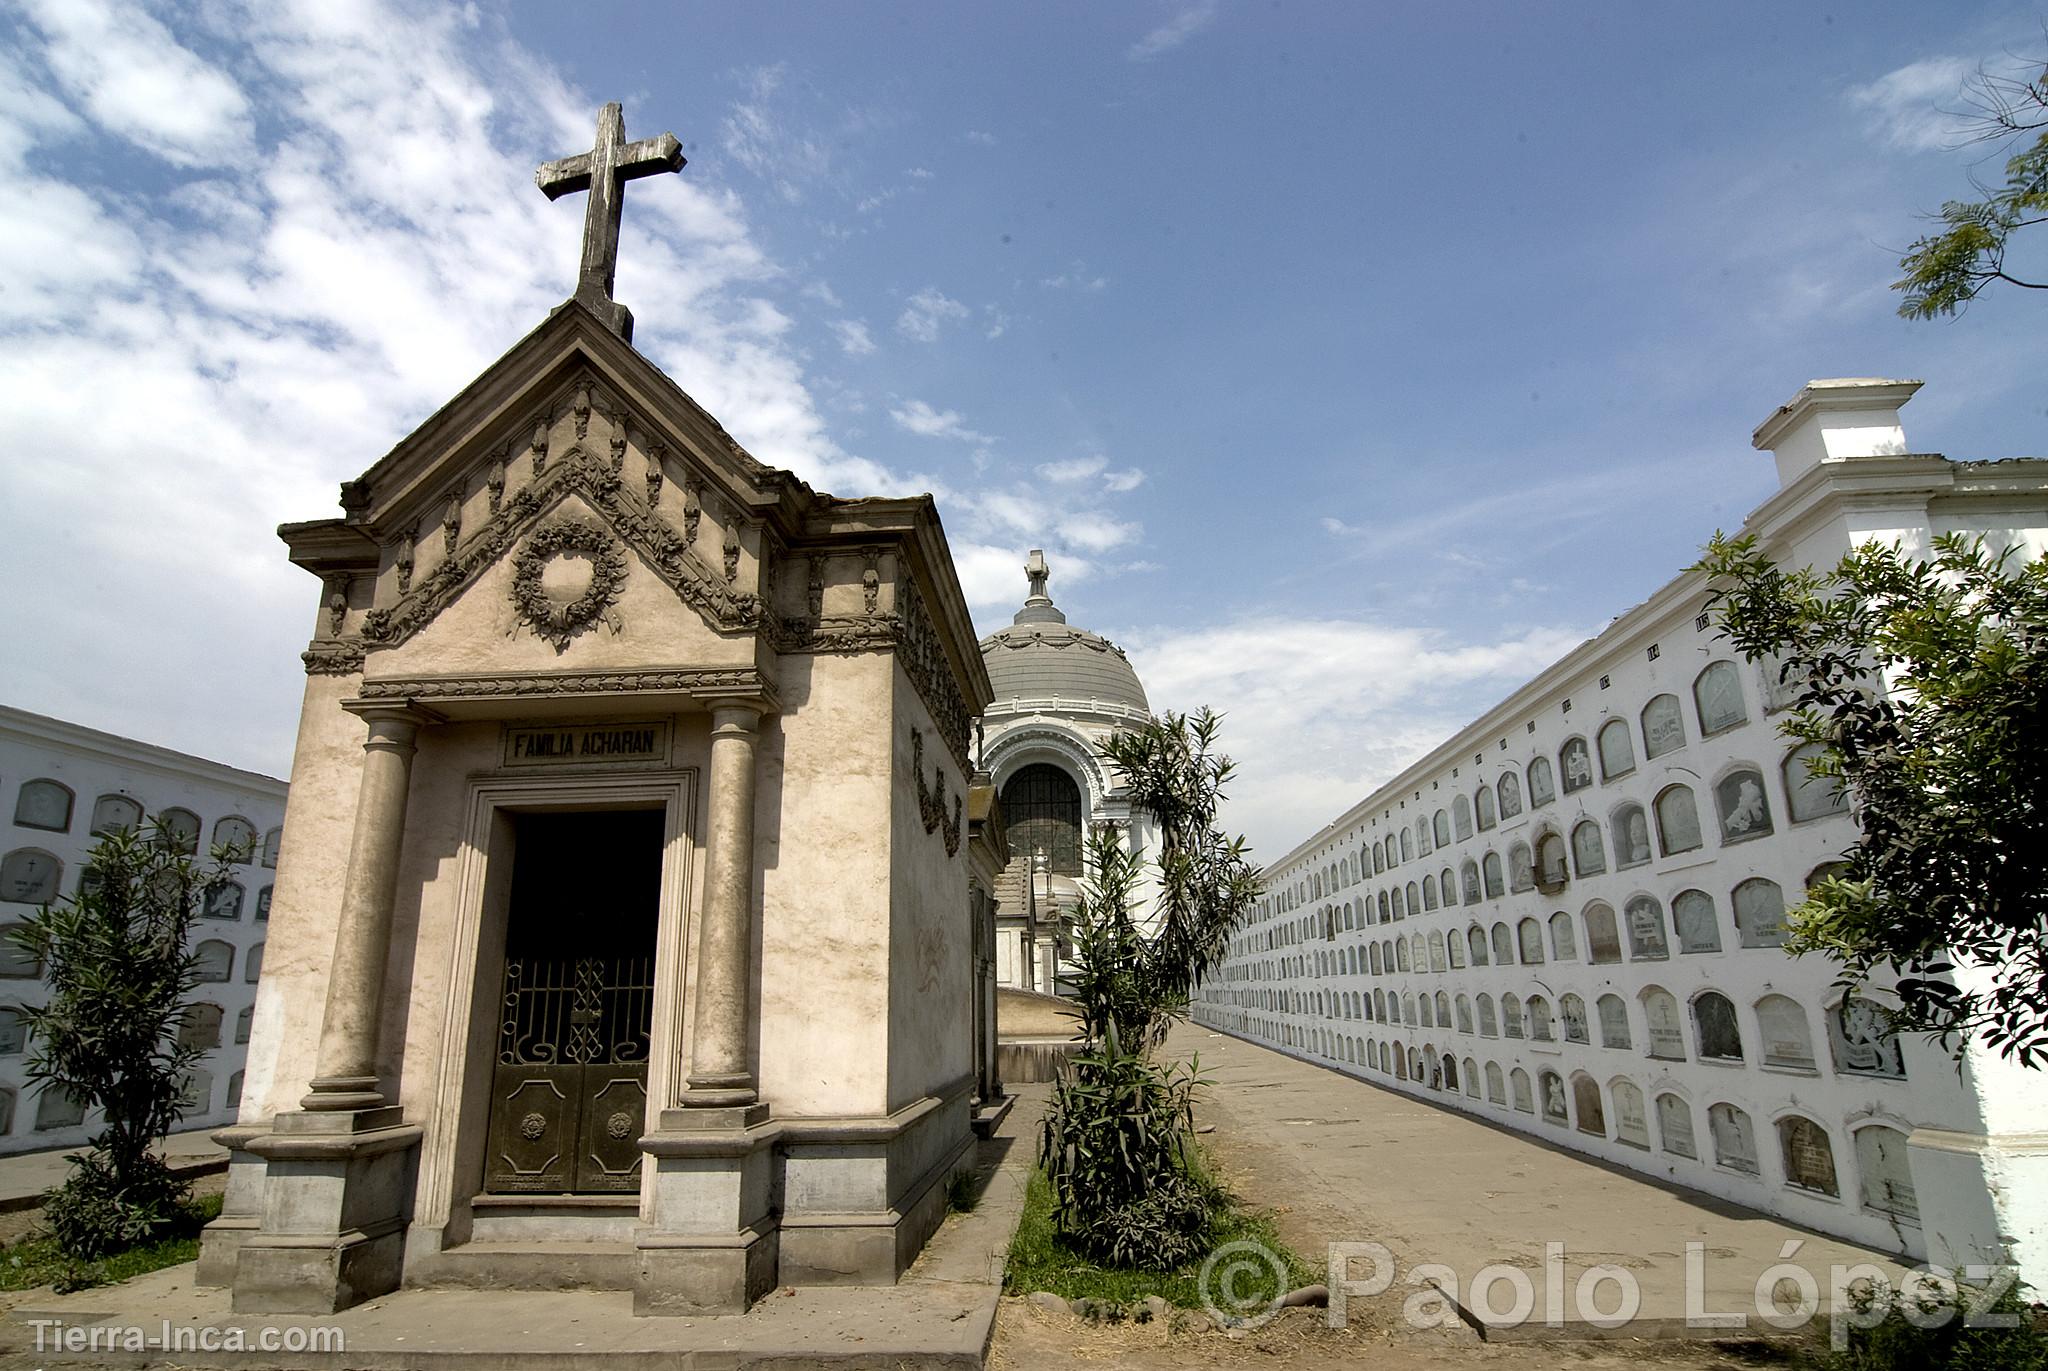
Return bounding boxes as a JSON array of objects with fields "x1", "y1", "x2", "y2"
[{"x1": 483, "y1": 809, "x2": 661, "y2": 1195}]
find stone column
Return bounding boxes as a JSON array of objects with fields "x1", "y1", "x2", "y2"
[
  {"x1": 684, "y1": 702, "x2": 763, "y2": 1107},
  {"x1": 303, "y1": 705, "x2": 424, "y2": 1112},
  {"x1": 640, "y1": 700, "x2": 777, "y2": 1315},
  {"x1": 237, "y1": 702, "x2": 427, "y2": 1314}
]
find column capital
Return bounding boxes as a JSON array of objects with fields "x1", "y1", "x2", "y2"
[
  {"x1": 340, "y1": 699, "x2": 441, "y2": 733},
  {"x1": 707, "y1": 700, "x2": 769, "y2": 736}
]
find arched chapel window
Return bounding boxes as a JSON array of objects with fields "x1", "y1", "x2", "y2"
[
  {"x1": 1000, "y1": 764, "x2": 1083, "y2": 875},
  {"x1": 1497, "y1": 772, "x2": 1522, "y2": 819},
  {"x1": 1526, "y1": 757, "x2": 1555, "y2": 807}
]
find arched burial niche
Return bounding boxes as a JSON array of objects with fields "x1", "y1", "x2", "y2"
[{"x1": 1000, "y1": 763, "x2": 1084, "y2": 875}]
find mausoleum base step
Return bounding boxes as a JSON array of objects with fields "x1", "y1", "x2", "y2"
[
  {"x1": 407, "y1": 1241, "x2": 637, "y2": 1292},
  {"x1": 971, "y1": 1094, "x2": 1015, "y2": 1138}
]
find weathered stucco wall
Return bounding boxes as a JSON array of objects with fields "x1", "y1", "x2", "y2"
[
  {"x1": 757, "y1": 647, "x2": 895, "y2": 1117},
  {"x1": 886, "y1": 655, "x2": 972, "y2": 1114}
]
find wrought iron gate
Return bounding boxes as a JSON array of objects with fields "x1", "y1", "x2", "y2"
[{"x1": 484, "y1": 955, "x2": 652, "y2": 1194}]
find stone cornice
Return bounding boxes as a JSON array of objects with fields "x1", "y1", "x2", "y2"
[{"x1": 354, "y1": 668, "x2": 776, "y2": 710}]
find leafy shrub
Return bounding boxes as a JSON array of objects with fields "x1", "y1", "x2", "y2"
[
  {"x1": 42, "y1": 1151, "x2": 192, "y2": 1261},
  {"x1": 1036, "y1": 710, "x2": 1258, "y2": 1268},
  {"x1": 1041, "y1": 1022, "x2": 1212, "y2": 1267},
  {"x1": 1816, "y1": 1275, "x2": 2047, "y2": 1371},
  {"x1": 16, "y1": 821, "x2": 229, "y2": 1260}
]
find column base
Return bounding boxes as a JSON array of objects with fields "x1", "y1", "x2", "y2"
[
  {"x1": 634, "y1": 1106, "x2": 780, "y2": 1315},
  {"x1": 634, "y1": 1223, "x2": 779, "y2": 1316},
  {"x1": 231, "y1": 1109, "x2": 422, "y2": 1314},
  {"x1": 195, "y1": 1125, "x2": 267, "y2": 1289}
]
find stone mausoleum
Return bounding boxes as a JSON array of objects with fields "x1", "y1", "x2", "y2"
[{"x1": 202, "y1": 105, "x2": 997, "y2": 1316}]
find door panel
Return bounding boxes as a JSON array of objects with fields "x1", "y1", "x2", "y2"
[
  {"x1": 575, "y1": 1068, "x2": 648, "y2": 1192},
  {"x1": 484, "y1": 953, "x2": 653, "y2": 1195}
]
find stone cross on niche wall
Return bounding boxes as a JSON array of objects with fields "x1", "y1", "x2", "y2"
[{"x1": 537, "y1": 101, "x2": 685, "y2": 342}]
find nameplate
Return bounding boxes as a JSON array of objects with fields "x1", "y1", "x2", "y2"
[{"x1": 503, "y1": 721, "x2": 669, "y2": 767}]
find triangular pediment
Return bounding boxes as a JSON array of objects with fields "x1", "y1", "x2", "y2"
[
  {"x1": 357, "y1": 443, "x2": 759, "y2": 659},
  {"x1": 346, "y1": 300, "x2": 797, "y2": 534}
]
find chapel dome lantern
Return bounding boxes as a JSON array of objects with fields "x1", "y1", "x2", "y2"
[{"x1": 977, "y1": 550, "x2": 1150, "y2": 717}]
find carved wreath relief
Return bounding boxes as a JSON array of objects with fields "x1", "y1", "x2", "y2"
[{"x1": 510, "y1": 519, "x2": 628, "y2": 652}]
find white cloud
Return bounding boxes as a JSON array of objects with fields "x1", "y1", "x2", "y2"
[
  {"x1": 896, "y1": 286, "x2": 969, "y2": 341},
  {"x1": 830, "y1": 318, "x2": 876, "y2": 355},
  {"x1": 963, "y1": 129, "x2": 997, "y2": 146},
  {"x1": 1035, "y1": 456, "x2": 1144, "y2": 493},
  {"x1": 1129, "y1": 0, "x2": 1221, "y2": 62},
  {"x1": 16, "y1": 0, "x2": 253, "y2": 167},
  {"x1": 1037, "y1": 456, "x2": 1106, "y2": 483},
  {"x1": 720, "y1": 62, "x2": 833, "y2": 202},
  {"x1": 1040, "y1": 269, "x2": 1109, "y2": 291},
  {"x1": 1121, "y1": 617, "x2": 1589, "y2": 858},
  {"x1": 1061, "y1": 512, "x2": 1139, "y2": 554},
  {"x1": 983, "y1": 305, "x2": 1011, "y2": 340},
  {"x1": 1322, "y1": 515, "x2": 1364, "y2": 536},
  {"x1": 1847, "y1": 56, "x2": 1976, "y2": 152},
  {"x1": 890, "y1": 398, "x2": 992, "y2": 443},
  {"x1": 905, "y1": 165, "x2": 934, "y2": 179}
]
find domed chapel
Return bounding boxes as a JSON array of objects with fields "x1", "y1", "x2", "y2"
[{"x1": 977, "y1": 550, "x2": 1159, "y2": 994}]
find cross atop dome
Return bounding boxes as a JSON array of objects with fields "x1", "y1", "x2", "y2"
[
  {"x1": 537, "y1": 101, "x2": 686, "y2": 343},
  {"x1": 1015, "y1": 548, "x2": 1066, "y2": 626}
]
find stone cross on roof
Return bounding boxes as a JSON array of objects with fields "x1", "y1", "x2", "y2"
[
  {"x1": 1025, "y1": 548, "x2": 1050, "y2": 601},
  {"x1": 537, "y1": 101, "x2": 685, "y2": 342}
]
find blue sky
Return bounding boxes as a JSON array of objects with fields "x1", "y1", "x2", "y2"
[{"x1": 1, "y1": 0, "x2": 2041, "y2": 856}]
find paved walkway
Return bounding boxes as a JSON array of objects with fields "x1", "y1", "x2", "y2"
[
  {"x1": 0, "y1": 1129, "x2": 227, "y2": 1212},
  {"x1": 0, "y1": 1095, "x2": 1044, "y2": 1370},
  {"x1": 1168, "y1": 1024, "x2": 1914, "y2": 1340}
]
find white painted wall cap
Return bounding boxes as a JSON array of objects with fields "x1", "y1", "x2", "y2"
[{"x1": 1750, "y1": 378, "x2": 1923, "y2": 452}]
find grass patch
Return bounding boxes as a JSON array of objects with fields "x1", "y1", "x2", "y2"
[
  {"x1": 0, "y1": 1192, "x2": 223, "y2": 1293},
  {"x1": 1004, "y1": 1164, "x2": 1318, "y2": 1310}
]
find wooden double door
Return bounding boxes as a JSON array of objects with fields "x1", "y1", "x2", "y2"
[{"x1": 482, "y1": 810, "x2": 661, "y2": 1195}]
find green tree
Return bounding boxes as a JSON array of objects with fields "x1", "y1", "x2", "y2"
[
  {"x1": 1893, "y1": 58, "x2": 2047, "y2": 318},
  {"x1": 17, "y1": 821, "x2": 229, "y2": 1258},
  {"x1": 1039, "y1": 709, "x2": 1262, "y2": 1266},
  {"x1": 1696, "y1": 532, "x2": 2048, "y2": 1066}
]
